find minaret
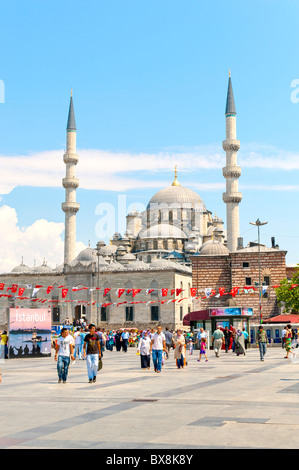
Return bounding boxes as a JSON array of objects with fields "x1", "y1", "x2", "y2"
[
  {"x1": 62, "y1": 90, "x2": 80, "y2": 265},
  {"x1": 222, "y1": 71, "x2": 242, "y2": 252}
]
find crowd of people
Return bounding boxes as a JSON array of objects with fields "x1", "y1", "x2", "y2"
[{"x1": 1, "y1": 322, "x2": 299, "y2": 385}]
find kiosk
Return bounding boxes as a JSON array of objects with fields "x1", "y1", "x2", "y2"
[{"x1": 183, "y1": 307, "x2": 253, "y2": 349}]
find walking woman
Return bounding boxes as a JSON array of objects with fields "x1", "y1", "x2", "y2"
[
  {"x1": 173, "y1": 329, "x2": 186, "y2": 369},
  {"x1": 284, "y1": 324, "x2": 294, "y2": 359},
  {"x1": 137, "y1": 330, "x2": 151, "y2": 369},
  {"x1": 235, "y1": 330, "x2": 246, "y2": 356}
]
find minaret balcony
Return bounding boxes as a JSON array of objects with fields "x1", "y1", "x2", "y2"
[
  {"x1": 222, "y1": 166, "x2": 242, "y2": 178},
  {"x1": 63, "y1": 153, "x2": 79, "y2": 164},
  {"x1": 62, "y1": 202, "x2": 80, "y2": 213},
  {"x1": 222, "y1": 140, "x2": 240, "y2": 152},
  {"x1": 62, "y1": 177, "x2": 80, "y2": 189},
  {"x1": 222, "y1": 192, "x2": 242, "y2": 204}
]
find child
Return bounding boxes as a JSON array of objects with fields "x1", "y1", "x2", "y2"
[
  {"x1": 162, "y1": 349, "x2": 169, "y2": 366},
  {"x1": 188, "y1": 338, "x2": 194, "y2": 355},
  {"x1": 199, "y1": 337, "x2": 208, "y2": 362}
]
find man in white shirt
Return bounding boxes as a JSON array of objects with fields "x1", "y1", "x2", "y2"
[
  {"x1": 121, "y1": 330, "x2": 130, "y2": 352},
  {"x1": 74, "y1": 327, "x2": 84, "y2": 360},
  {"x1": 55, "y1": 328, "x2": 75, "y2": 383},
  {"x1": 150, "y1": 325, "x2": 166, "y2": 373}
]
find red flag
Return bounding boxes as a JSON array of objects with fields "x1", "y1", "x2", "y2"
[
  {"x1": 62, "y1": 288, "x2": 68, "y2": 298},
  {"x1": 171, "y1": 289, "x2": 176, "y2": 296},
  {"x1": 104, "y1": 288, "x2": 111, "y2": 297},
  {"x1": 0, "y1": 283, "x2": 4, "y2": 291},
  {"x1": 47, "y1": 286, "x2": 54, "y2": 294},
  {"x1": 117, "y1": 288, "x2": 126, "y2": 298},
  {"x1": 231, "y1": 287, "x2": 239, "y2": 297},
  {"x1": 190, "y1": 287, "x2": 197, "y2": 297},
  {"x1": 18, "y1": 287, "x2": 25, "y2": 296},
  {"x1": 219, "y1": 287, "x2": 226, "y2": 297},
  {"x1": 176, "y1": 288, "x2": 183, "y2": 296},
  {"x1": 8, "y1": 284, "x2": 18, "y2": 293},
  {"x1": 146, "y1": 289, "x2": 155, "y2": 295},
  {"x1": 161, "y1": 289, "x2": 168, "y2": 297},
  {"x1": 132, "y1": 289, "x2": 142, "y2": 298}
]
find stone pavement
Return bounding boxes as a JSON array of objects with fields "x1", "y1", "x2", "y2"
[{"x1": 1, "y1": 345, "x2": 299, "y2": 449}]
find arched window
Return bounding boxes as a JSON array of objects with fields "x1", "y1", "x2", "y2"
[
  {"x1": 147, "y1": 255, "x2": 151, "y2": 263},
  {"x1": 169, "y1": 211, "x2": 173, "y2": 224},
  {"x1": 153, "y1": 240, "x2": 158, "y2": 250}
]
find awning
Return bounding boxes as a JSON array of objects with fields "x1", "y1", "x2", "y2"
[
  {"x1": 262, "y1": 314, "x2": 299, "y2": 324},
  {"x1": 183, "y1": 310, "x2": 209, "y2": 326}
]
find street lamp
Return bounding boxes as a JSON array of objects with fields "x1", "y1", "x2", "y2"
[
  {"x1": 96, "y1": 241, "x2": 102, "y2": 326},
  {"x1": 249, "y1": 219, "x2": 268, "y2": 323}
]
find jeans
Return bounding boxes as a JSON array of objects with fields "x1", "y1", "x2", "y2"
[
  {"x1": 57, "y1": 355, "x2": 70, "y2": 382},
  {"x1": 152, "y1": 349, "x2": 162, "y2": 372},
  {"x1": 122, "y1": 338, "x2": 128, "y2": 352},
  {"x1": 176, "y1": 354, "x2": 185, "y2": 368},
  {"x1": 259, "y1": 342, "x2": 267, "y2": 360},
  {"x1": 86, "y1": 354, "x2": 99, "y2": 379},
  {"x1": 74, "y1": 344, "x2": 83, "y2": 359}
]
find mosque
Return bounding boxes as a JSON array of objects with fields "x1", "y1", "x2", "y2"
[{"x1": 0, "y1": 74, "x2": 287, "y2": 329}]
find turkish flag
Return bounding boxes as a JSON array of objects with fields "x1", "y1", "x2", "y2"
[
  {"x1": 9, "y1": 284, "x2": 18, "y2": 293},
  {"x1": 219, "y1": 287, "x2": 226, "y2": 297},
  {"x1": 47, "y1": 286, "x2": 54, "y2": 294},
  {"x1": 132, "y1": 289, "x2": 142, "y2": 298},
  {"x1": 104, "y1": 288, "x2": 111, "y2": 297},
  {"x1": 171, "y1": 289, "x2": 176, "y2": 296},
  {"x1": 18, "y1": 287, "x2": 25, "y2": 296},
  {"x1": 161, "y1": 289, "x2": 168, "y2": 297},
  {"x1": 176, "y1": 288, "x2": 183, "y2": 296},
  {"x1": 146, "y1": 289, "x2": 155, "y2": 295},
  {"x1": 231, "y1": 287, "x2": 239, "y2": 297},
  {"x1": 0, "y1": 283, "x2": 4, "y2": 291},
  {"x1": 117, "y1": 288, "x2": 126, "y2": 298},
  {"x1": 62, "y1": 288, "x2": 68, "y2": 298},
  {"x1": 190, "y1": 287, "x2": 197, "y2": 297}
]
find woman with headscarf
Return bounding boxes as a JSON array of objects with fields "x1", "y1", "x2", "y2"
[
  {"x1": 137, "y1": 330, "x2": 151, "y2": 369},
  {"x1": 284, "y1": 324, "x2": 294, "y2": 359},
  {"x1": 235, "y1": 329, "x2": 246, "y2": 356},
  {"x1": 173, "y1": 329, "x2": 186, "y2": 369},
  {"x1": 115, "y1": 330, "x2": 122, "y2": 352}
]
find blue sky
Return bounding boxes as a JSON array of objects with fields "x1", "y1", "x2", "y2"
[{"x1": 0, "y1": 0, "x2": 299, "y2": 270}]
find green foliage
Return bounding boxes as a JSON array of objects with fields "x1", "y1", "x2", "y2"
[{"x1": 276, "y1": 265, "x2": 299, "y2": 313}]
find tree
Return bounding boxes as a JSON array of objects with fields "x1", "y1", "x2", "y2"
[{"x1": 276, "y1": 265, "x2": 299, "y2": 313}]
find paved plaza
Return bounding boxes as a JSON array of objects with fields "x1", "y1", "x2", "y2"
[{"x1": 1, "y1": 345, "x2": 299, "y2": 449}]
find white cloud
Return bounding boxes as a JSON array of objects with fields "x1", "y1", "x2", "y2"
[
  {"x1": 0, "y1": 143, "x2": 298, "y2": 195},
  {"x1": 0, "y1": 205, "x2": 85, "y2": 273}
]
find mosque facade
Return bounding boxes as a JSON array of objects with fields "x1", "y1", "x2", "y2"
[{"x1": 0, "y1": 74, "x2": 287, "y2": 329}]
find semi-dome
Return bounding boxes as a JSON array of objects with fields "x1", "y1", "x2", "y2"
[
  {"x1": 199, "y1": 240, "x2": 229, "y2": 256},
  {"x1": 147, "y1": 185, "x2": 205, "y2": 210},
  {"x1": 140, "y1": 223, "x2": 187, "y2": 239},
  {"x1": 100, "y1": 261, "x2": 125, "y2": 271}
]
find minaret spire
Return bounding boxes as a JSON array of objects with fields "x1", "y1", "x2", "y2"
[
  {"x1": 62, "y1": 91, "x2": 80, "y2": 265},
  {"x1": 222, "y1": 72, "x2": 242, "y2": 252}
]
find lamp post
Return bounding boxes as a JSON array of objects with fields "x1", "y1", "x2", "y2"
[
  {"x1": 249, "y1": 219, "x2": 268, "y2": 323},
  {"x1": 96, "y1": 241, "x2": 102, "y2": 326}
]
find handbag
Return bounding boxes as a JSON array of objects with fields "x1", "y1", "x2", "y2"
[{"x1": 98, "y1": 358, "x2": 103, "y2": 371}]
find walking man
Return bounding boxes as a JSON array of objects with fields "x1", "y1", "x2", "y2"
[
  {"x1": 55, "y1": 328, "x2": 75, "y2": 383},
  {"x1": 164, "y1": 327, "x2": 173, "y2": 353},
  {"x1": 121, "y1": 329, "x2": 130, "y2": 352},
  {"x1": 256, "y1": 325, "x2": 268, "y2": 361},
  {"x1": 83, "y1": 324, "x2": 101, "y2": 383},
  {"x1": 150, "y1": 325, "x2": 166, "y2": 373},
  {"x1": 212, "y1": 326, "x2": 224, "y2": 357}
]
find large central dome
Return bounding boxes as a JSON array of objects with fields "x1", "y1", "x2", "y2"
[{"x1": 147, "y1": 184, "x2": 205, "y2": 210}]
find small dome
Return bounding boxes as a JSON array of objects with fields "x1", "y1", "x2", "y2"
[
  {"x1": 99, "y1": 245, "x2": 118, "y2": 256},
  {"x1": 113, "y1": 232, "x2": 122, "y2": 240},
  {"x1": 127, "y1": 260, "x2": 149, "y2": 270},
  {"x1": 100, "y1": 262, "x2": 125, "y2": 271},
  {"x1": 77, "y1": 247, "x2": 97, "y2": 263},
  {"x1": 150, "y1": 258, "x2": 178, "y2": 270},
  {"x1": 52, "y1": 264, "x2": 64, "y2": 272},
  {"x1": 122, "y1": 253, "x2": 136, "y2": 261},
  {"x1": 34, "y1": 261, "x2": 52, "y2": 273},
  {"x1": 11, "y1": 261, "x2": 31, "y2": 273},
  {"x1": 116, "y1": 245, "x2": 126, "y2": 252},
  {"x1": 199, "y1": 240, "x2": 229, "y2": 256}
]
